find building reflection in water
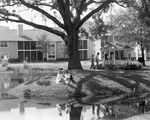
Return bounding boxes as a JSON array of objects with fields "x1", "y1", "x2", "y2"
[{"x1": 19, "y1": 102, "x2": 25, "y2": 115}]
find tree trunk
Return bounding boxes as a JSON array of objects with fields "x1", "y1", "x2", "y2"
[
  {"x1": 141, "y1": 48, "x2": 146, "y2": 66},
  {"x1": 69, "y1": 107, "x2": 83, "y2": 120},
  {"x1": 67, "y1": 27, "x2": 83, "y2": 70}
]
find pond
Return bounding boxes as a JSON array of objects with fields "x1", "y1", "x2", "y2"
[{"x1": 0, "y1": 72, "x2": 150, "y2": 120}]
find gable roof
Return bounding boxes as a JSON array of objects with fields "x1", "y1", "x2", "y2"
[
  {"x1": 0, "y1": 26, "x2": 63, "y2": 42},
  {"x1": 101, "y1": 41, "x2": 133, "y2": 50}
]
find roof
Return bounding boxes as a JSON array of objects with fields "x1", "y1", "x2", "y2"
[
  {"x1": 0, "y1": 26, "x2": 63, "y2": 42},
  {"x1": 101, "y1": 41, "x2": 133, "y2": 50}
]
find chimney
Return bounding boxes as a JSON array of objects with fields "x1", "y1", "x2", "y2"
[{"x1": 17, "y1": 24, "x2": 23, "y2": 36}]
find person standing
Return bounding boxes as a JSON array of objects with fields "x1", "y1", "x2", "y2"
[
  {"x1": 95, "y1": 52, "x2": 100, "y2": 67},
  {"x1": 90, "y1": 54, "x2": 95, "y2": 69}
]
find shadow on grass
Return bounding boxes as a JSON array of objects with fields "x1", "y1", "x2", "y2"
[{"x1": 72, "y1": 69, "x2": 150, "y2": 104}]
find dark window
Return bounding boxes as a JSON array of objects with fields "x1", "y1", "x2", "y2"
[
  {"x1": 38, "y1": 51, "x2": 43, "y2": 61},
  {"x1": 31, "y1": 42, "x2": 36, "y2": 50},
  {"x1": 79, "y1": 40, "x2": 82, "y2": 49},
  {"x1": 0, "y1": 41, "x2": 8, "y2": 47},
  {"x1": 31, "y1": 51, "x2": 36, "y2": 61},
  {"x1": 18, "y1": 51, "x2": 24, "y2": 61},
  {"x1": 18, "y1": 41, "x2": 23, "y2": 50},
  {"x1": 79, "y1": 50, "x2": 87, "y2": 60},
  {"x1": 83, "y1": 40, "x2": 87, "y2": 49},
  {"x1": 25, "y1": 51, "x2": 30, "y2": 62},
  {"x1": 115, "y1": 51, "x2": 119, "y2": 60},
  {"x1": 24, "y1": 41, "x2": 30, "y2": 50}
]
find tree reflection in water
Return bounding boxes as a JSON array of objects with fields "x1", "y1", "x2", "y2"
[
  {"x1": 55, "y1": 98, "x2": 150, "y2": 120},
  {"x1": 70, "y1": 107, "x2": 82, "y2": 120}
]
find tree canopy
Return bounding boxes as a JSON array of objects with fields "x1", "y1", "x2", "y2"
[
  {"x1": 112, "y1": 7, "x2": 150, "y2": 65},
  {"x1": 0, "y1": 0, "x2": 131, "y2": 69}
]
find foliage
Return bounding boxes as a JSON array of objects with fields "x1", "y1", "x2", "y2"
[
  {"x1": 9, "y1": 58, "x2": 21, "y2": 63},
  {"x1": 37, "y1": 34, "x2": 51, "y2": 61},
  {"x1": 123, "y1": 62, "x2": 142, "y2": 70},
  {"x1": 0, "y1": 58, "x2": 9, "y2": 68},
  {"x1": 89, "y1": 12, "x2": 113, "y2": 40},
  {"x1": 37, "y1": 34, "x2": 50, "y2": 53},
  {"x1": 97, "y1": 62, "x2": 142, "y2": 70},
  {"x1": 136, "y1": 0, "x2": 150, "y2": 27},
  {"x1": 58, "y1": 41, "x2": 68, "y2": 58},
  {"x1": 112, "y1": 7, "x2": 150, "y2": 65}
]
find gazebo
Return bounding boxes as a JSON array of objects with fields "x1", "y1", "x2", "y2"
[{"x1": 100, "y1": 41, "x2": 133, "y2": 65}]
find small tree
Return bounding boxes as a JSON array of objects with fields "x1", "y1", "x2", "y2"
[
  {"x1": 89, "y1": 12, "x2": 113, "y2": 41},
  {"x1": 59, "y1": 42, "x2": 68, "y2": 59},
  {"x1": 112, "y1": 8, "x2": 150, "y2": 66},
  {"x1": 37, "y1": 34, "x2": 50, "y2": 61}
]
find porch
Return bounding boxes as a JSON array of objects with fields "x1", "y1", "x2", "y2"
[{"x1": 101, "y1": 41, "x2": 133, "y2": 65}]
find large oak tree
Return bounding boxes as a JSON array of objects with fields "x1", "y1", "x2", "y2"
[{"x1": 0, "y1": 0, "x2": 130, "y2": 69}]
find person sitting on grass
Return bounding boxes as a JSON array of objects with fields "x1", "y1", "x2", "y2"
[{"x1": 55, "y1": 69, "x2": 73, "y2": 85}]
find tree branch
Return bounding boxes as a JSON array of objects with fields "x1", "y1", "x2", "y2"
[
  {"x1": 19, "y1": 0, "x2": 65, "y2": 29},
  {"x1": 0, "y1": 15, "x2": 66, "y2": 40},
  {"x1": 76, "y1": 0, "x2": 113, "y2": 30}
]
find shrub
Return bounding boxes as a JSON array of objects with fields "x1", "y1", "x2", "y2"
[
  {"x1": 101, "y1": 62, "x2": 142, "y2": 70},
  {"x1": 56, "y1": 58, "x2": 69, "y2": 61},
  {"x1": 123, "y1": 62, "x2": 142, "y2": 70},
  {"x1": 104, "y1": 64, "x2": 116, "y2": 69},
  {"x1": 1, "y1": 59, "x2": 9, "y2": 68},
  {"x1": 97, "y1": 64, "x2": 105, "y2": 69},
  {"x1": 9, "y1": 58, "x2": 21, "y2": 63}
]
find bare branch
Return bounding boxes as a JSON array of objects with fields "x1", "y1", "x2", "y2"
[
  {"x1": 19, "y1": 0, "x2": 65, "y2": 29},
  {"x1": 0, "y1": 13, "x2": 66, "y2": 40},
  {"x1": 76, "y1": 0, "x2": 113, "y2": 30}
]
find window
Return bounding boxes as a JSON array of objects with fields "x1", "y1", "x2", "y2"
[
  {"x1": 18, "y1": 41, "x2": 23, "y2": 50},
  {"x1": 83, "y1": 40, "x2": 87, "y2": 49},
  {"x1": 48, "y1": 43, "x2": 55, "y2": 51},
  {"x1": 0, "y1": 41, "x2": 8, "y2": 47},
  {"x1": 0, "y1": 52, "x2": 9, "y2": 59},
  {"x1": 31, "y1": 42, "x2": 36, "y2": 50},
  {"x1": 79, "y1": 50, "x2": 87, "y2": 60},
  {"x1": 24, "y1": 41, "x2": 30, "y2": 50},
  {"x1": 79, "y1": 40, "x2": 87, "y2": 49},
  {"x1": 48, "y1": 52, "x2": 55, "y2": 58}
]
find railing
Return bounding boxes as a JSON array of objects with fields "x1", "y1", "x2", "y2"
[{"x1": 104, "y1": 60, "x2": 132, "y2": 65}]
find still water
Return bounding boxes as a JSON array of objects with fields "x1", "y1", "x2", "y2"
[{"x1": 0, "y1": 73, "x2": 150, "y2": 120}]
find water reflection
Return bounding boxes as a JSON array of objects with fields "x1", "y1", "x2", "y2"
[
  {"x1": 0, "y1": 98, "x2": 150, "y2": 120},
  {"x1": 1, "y1": 73, "x2": 150, "y2": 119}
]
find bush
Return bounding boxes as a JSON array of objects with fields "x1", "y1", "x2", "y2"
[
  {"x1": 9, "y1": 58, "x2": 21, "y2": 63},
  {"x1": 123, "y1": 62, "x2": 142, "y2": 70},
  {"x1": 104, "y1": 64, "x2": 116, "y2": 69},
  {"x1": 97, "y1": 64, "x2": 105, "y2": 69},
  {"x1": 101, "y1": 62, "x2": 142, "y2": 70},
  {"x1": 56, "y1": 58, "x2": 69, "y2": 61}
]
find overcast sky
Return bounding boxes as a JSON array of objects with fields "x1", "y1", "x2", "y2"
[{"x1": 0, "y1": 3, "x2": 123, "y2": 29}]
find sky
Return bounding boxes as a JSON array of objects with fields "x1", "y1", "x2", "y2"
[{"x1": 0, "y1": 3, "x2": 123, "y2": 30}]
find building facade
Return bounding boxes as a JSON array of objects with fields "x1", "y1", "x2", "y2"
[
  {"x1": 0, "y1": 24, "x2": 94, "y2": 62},
  {"x1": 94, "y1": 34, "x2": 150, "y2": 61}
]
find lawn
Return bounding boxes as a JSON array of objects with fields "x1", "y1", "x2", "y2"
[
  {"x1": 4, "y1": 61, "x2": 150, "y2": 119},
  {"x1": 7, "y1": 61, "x2": 150, "y2": 104}
]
